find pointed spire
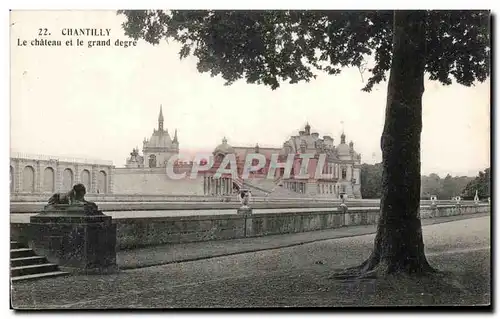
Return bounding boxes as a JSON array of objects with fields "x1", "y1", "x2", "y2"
[
  {"x1": 305, "y1": 122, "x2": 311, "y2": 135},
  {"x1": 158, "y1": 104, "x2": 164, "y2": 131},
  {"x1": 173, "y1": 129, "x2": 178, "y2": 143},
  {"x1": 341, "y1": 132, "x2": 346, "y2": 144}
]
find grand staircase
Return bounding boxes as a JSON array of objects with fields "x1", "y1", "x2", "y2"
[{"x1": 10, "y1": 241, "x2": 68, "y2": 282}]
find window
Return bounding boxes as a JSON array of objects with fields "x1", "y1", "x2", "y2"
[
  {"x1": 341, "y1": 168, "x2": 347, "y2": 179},
  {"x1": 62, "y1": 168, "x2": 73, "y2": 191},
  {"x1": 43, "y1": 167, "x2": 55, "y2": 192},
  {"x1": 98, "y1": 171, "x2": 107, "y2": 193},
  {"x1": 149, "y1": 154, "x2": 157, "y2": 168},
  {"x1": 10, "y1": 166, "x2": 13, "y2": 192},
  {"x1": 22, "y1": 166, "x2": 35, "y2": 192}
]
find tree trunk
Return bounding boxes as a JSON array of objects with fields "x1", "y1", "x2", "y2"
[
  {"x1": 334, "y1": 10, "x2": 434, "y2": 278},
  {"x1": 371, "y1": 10, "x2": 434, "y2": 274}
]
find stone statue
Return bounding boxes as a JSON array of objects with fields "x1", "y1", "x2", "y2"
[
  {"x1": 45, "y1": 184, "x2": 100, "y2": 215},
  {"x1": 474, "y1": 190, "x2": 479, "y2": 203},
  {"x1": 430, "y1": 195, "x2": 437, "y2": 206},
  {"x1": 239, "y1": 189, "x2": 251, "y2": 207},
  {"x1": 339, "y1": 193, "x2": 348, "y2": 212}
]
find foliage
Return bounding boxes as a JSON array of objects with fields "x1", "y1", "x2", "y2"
[
  {"x1": 361, "y1": 163, "x2": 475, "y2": 200},
  {"x1": 118, "y1": 10, "x2": 490, "y2": 91},
  {"x1": 360, "y1": 163, "x2": 383, "y2": 199},
  {"x1": 420, "y1": 173, "x2": 474, "y2": 199},
  {"x1": 461, "y1": 168, "x2": 490, "y2": 199}
]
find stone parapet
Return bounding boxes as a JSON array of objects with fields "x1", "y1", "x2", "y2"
[{"x1": 27, "y1": 205, "x2": 117, "y2": 274}]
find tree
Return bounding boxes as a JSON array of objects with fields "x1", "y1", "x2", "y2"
[
  {"x1": 462, "y1": 168, "x2": 490, "y2": 199},
  {"x1": 119, "y1": 10, "x2": 490, "y2": 277},
  {"x1": 420, "y1": 173, "x2": 442, "y2": 199},
  {"x1": 439, "y1": 174, "x2": 474, "y2": 200},
  {"x1": 440, "y1": 174, "x2": 454, "y2": 199},
  {"x1": 360, "y1": 163, "x2": 383, "y2": 199}
]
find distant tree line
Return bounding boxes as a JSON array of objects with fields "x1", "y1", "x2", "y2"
[
  {"x1": 360, "y1": 163, "x2": 490, "y2": 200},
  {"x1": 461, "y1": 168, "x2": 490, "y2": 199}
]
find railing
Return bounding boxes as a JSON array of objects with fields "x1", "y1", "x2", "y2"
[
  {"x1": 10, "y1": 152, "x2": 113, "y2": 166},
  {"x1": 233, "y1": 176, "x2": 244, "y2": 189},
  {"x1": 10, "y1": 191, "x2": 484, "y2": 206}
]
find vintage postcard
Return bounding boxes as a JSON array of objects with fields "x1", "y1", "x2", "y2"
[{"x1": 9, "y1": 9, "x2": 491, "y2": 309}]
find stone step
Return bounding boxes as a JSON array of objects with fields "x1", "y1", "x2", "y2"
[
  {"x1": 11, "y1": 263, "x2": 59, "y2": 277},
  {"x1": 10, "y1": 248, "x2": 35, "y2": 259},
  {"x1": 11, "y1": 271, "x2": 69, "y2": 283},
  {"x1": 10, "y1": 256, "x2": 47, "y2": 267},
  {"x1": 10, "y1": 241, "x2": 26, "y2": 250}
]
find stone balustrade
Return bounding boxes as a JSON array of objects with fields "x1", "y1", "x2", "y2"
[{"x1": 11, "y1": 203, "x2": 489, "y2": 252}]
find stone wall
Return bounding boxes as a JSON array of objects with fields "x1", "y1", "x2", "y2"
[
  {"x1": 113, "y1": 168, "x2": 204, "y2": 195},
  {"x1": 10, "y1": 155, "x2": 114, "y2": 194},
  {"x1": 112, "y1": 204, "x2": 489, "y2": 250},
  {"x1": 116, "y1": 215, "x2": 246, "y2": 249},
  {"x1": 11, "y1": 204, "x2": 489, "y2": 251},
  {"x1": 10, "y1": 197, "x2": 479, "y2": 213}
]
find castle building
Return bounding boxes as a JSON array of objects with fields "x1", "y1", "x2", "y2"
[
  {"x1": 125, "y1": 105, "x2": 179, "y2": 168},
  {"x1": 278, "y1": 123, "x2": 362, "y2": 198},
  {"x1": 206, "y1": 123, "x2": 362, "y2": 199},
  {"x1": 11, "y1": 106, "x2": 362, "y2": 199}
]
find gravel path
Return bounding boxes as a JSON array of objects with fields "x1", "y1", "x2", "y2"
[{"x1": 11, "y1": 215, "x2": 490, "y2": 308}]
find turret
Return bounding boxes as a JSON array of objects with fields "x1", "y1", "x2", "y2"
[
  {"x1": 305, "y1": 122, "x2": 311, "y2": 135},
  {"x1": 173, "y1": 129, "x2": 178, "y2": 144},
  {"x1": 158, "y1": 105, "x2": 164, "y2": 131}
]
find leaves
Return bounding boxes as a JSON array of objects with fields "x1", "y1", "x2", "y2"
[
  {"x1": 119, "y1": 10, "x2": 490, "y2": 91},
  {"x1": 360, "y1": 163, "x2": 383, "y2": 199},
  {"x1": 461, "y1": 168, "x2": 490, "y2": 198}
]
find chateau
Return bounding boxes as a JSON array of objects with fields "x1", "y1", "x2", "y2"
[
  {"x1": 10, "y1": 106, "x2": 362, "y2": 199},
  {"x1": 115, "y1": 107, "x2": 362, "y2": 199}
]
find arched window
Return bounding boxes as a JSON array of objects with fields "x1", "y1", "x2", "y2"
[
  {"x1": 98, "y1": 171, "x2": 107, "y2": 193},
  {"x1": 43, "y1": 167, "x2": 55, "y2": 192},
  {"x1": 80, "y1": 169, "x2": 91, "y2": 191},
  {"x1": 10, "y1": 166, "x2": 14, "y2": 192},
  {"x1": 149, "y1": 154, "x2": 157, "y2": 168},
  {"x1": 62, "y1": 168, "x2": 74, "y2": 191},
  {"x1": 341, "y1": 167, "x2": 347, "y2": 180},
  {"x1": 22, "y1": 166, "x2": 35, "y2": 192}
]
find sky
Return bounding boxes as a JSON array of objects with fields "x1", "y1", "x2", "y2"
[{"x1": 10, "y1": 10, "x2": 491, "y2": 177}]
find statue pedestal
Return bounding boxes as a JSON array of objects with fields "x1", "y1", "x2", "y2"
[
  {"x1": 339, "y1": 204, "x2": 350, "y2": 226},
  {"x1": 237, "y1": 205, "x2": 252, "y2": 215},
  {"x1": 338, "y1": 203, "x2": 348, "y2": 213},
  {"x1": 29, "y1": 204, "x2": 117, "y2": 274},
  {"x1": 237, "y1": 205, "x2": 253, "y2": 237},
  {"x1": 430, "y1": 203, "x2": 438, "y2": 217}
]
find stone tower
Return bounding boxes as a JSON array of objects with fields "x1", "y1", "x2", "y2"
[{"x1": 142, "y1": 105, "x2": 179, "y2": 168}]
